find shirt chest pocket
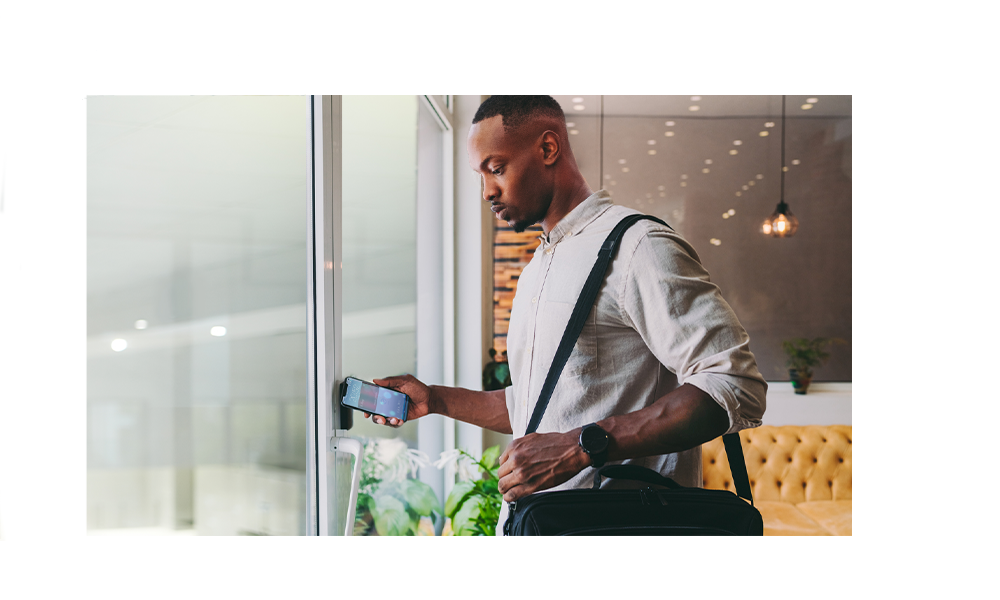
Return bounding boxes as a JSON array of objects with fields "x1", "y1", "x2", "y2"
[{"x1": 536, "y1": 298, "x2": 598, "y2": 379}]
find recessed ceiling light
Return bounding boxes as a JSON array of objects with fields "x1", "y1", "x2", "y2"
[
  {"x1": 648, "y1": 150, "x2": 657, "y2": 155},
  {"x1": 211, "y1": 326, "x2": 227, "y2": 337},
  {"x1": 665, "y1": 131, "x2": 675, "y2": 137},
  {"x1": 111, "y1": 339, "x2": 127, "y2": 352},
  {"x1": 733, "y1": 140, "x2": 742, "y2": 146},
  {"x1": 134, "y1": 319, "x2": 148, "y2": 330},
  {"x1": 574, "y1": 105, "x2": 585, "y2": 111},
  {"x1": 710, "y1": 238, "x2": 721, "y2": 246},
  {"x1": 748, "y1": 181, "x2": 754, "y2": 186},
  {"x1": 722, "y1": 213, "x2": 730, "y2": 219},
  {"x1": 680, "y1": 182, "x2": 687, "y2": 187},
  {"x1": 658, "y1": 185, "x2": 665, "y2": 190},
  {"x1": 704, "y1": 159, "x2": 712, "y2": 165},
  {"x1": 736, "y1": 191, "x2": 742, "y2": 196},
  {"x1": 806, "y1": 98, "x2": 818, "y2": 104},
  {"x1": 647, "y1": 140, "x2": 656, "y2": 145},
  {"x1": 605, "y1": 174, "x2": 612, "y2": 179},
  {"x1": 765, "y1": 122, "x2": 775, "y2": 127},
  {"x1": 570, "y1": 129, "x2": 579, "y2": 135},
  {"x1": 742, "y1": 185, "x2": 749, "y2": 190},
  {"x1": 573, "y1": 97, "x2": 584, "y2": 103},
  {"x1": 681, "y1": 174, "x2": 688, "y2": 179},
  {"x1": 665, "y1": 121, "x2": 675, "y2": 126},
  {"x1": 689, "y1": 105, "x2": 700, "y2": 112},
  {"x1": 792, "y1": 159, "x2": 800, "y2": 165},
  {"x1": 783, "y1": 166, "x2": 789, "y2": 172},
  {"x1": 622, "y1": 167, "x2": 629, "y2": 172},
  {"x1": 759, "y1": 131, "x2": 769, "y2": 137},
  {"x1": 801, "y1": 104, "x2": 813, "y2": 110},
  {"x1": 618, "y1": 159, "x2": 627, "y2": 164},
  {"x1": 728, "y1": 209, "x2": 735, "y2": 215},
  {"x1": 566, "y1": 122, "x2": 575, "y2": 128},
  {"x1": 756, "y1": 174, "x2": 764, "y2": 179},
  {"x1": 702, "y1": 168, "x2": 710, "y2": 173},
  {"x1": 729, "y1": 150, "x2": 738, "y2": 155},
  {"x1": 691, "y1": 96, "x2": 701, "y2": 101}
]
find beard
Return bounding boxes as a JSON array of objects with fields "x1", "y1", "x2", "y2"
[{"x1": 507, "y1": 197, "x2": 550, "y2": 233}]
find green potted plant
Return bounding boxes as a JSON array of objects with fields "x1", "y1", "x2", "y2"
[
  {"x1": 781, "y1": 337, "x2": 845, "y2": 394},
  {"x1": 435, "y1": 445, "x2": 503, "y2": 535},
  {"x1": 353, "y1": 437, "x2": 442, "y2": 536}
]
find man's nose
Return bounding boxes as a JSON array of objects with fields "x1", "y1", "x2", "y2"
[{"x1": 483, "y1": 184, "x2": 499, "y2": 203}]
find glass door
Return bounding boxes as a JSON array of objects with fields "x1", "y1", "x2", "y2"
[{"x1": 321, "y1": 95, "x2": 454, "y2": 535}]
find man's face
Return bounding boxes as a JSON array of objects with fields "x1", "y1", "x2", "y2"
[{"x1": 468, "y1": 116, "x2": 552, "y2": 233}]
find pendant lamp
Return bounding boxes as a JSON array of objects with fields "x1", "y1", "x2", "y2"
[{"x1": 762, "y1": 95, "x2": 799, "y2": 237}]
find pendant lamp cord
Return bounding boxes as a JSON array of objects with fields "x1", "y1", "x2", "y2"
[
  {"x1": 600, "y1": 95, "x2": 604, "y2": 188},
  {"x1": 780, "y1": 94, "x2": 786, "y2": 205}
]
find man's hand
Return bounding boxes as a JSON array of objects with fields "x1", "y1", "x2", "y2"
[
  {"x1": 365, "y1": 375, "x2": 435, "y2": 427},
  {"x1": 496, "y1": 429, "x2": 590, "y2": 502}
]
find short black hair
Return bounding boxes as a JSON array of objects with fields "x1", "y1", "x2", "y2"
[{"x1": 472, "y1": 95, "x2": 566, "y2": 132}]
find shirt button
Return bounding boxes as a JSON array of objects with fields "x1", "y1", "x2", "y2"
[
  {"x1": 531, "y1": 296, "x2": 537, "y2": 303},
  {"x1": 545, "y1": 248, "x2": 553, "y2": 255}
]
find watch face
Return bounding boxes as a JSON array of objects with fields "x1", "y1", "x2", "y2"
[{"x1": 581, "y1": 425, "x2": 609, "y2": 454}]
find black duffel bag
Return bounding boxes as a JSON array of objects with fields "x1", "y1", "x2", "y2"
[{"x1": 503, "y1": 214, "x2": 763, "y2": 536}]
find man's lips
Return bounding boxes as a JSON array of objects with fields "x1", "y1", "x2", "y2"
[{"x1": 490, "y1": 203, "x2": 504, "y2": 214}]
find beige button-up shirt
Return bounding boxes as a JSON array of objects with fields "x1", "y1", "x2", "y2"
[{"x1": 497, "y1": 190, "x2": 766, "y2": 534}]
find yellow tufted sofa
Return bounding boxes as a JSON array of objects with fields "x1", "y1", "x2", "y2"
[{"x1": 702, "y1": 425, "x2": 852, "y2": 536}]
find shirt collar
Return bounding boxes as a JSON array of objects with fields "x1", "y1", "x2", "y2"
[{"x1": 541, "y1": 189, "x2": 614, "y2": 247}]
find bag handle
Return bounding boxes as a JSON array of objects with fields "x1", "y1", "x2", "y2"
[
  {"x1": 522, "y1": 213, "x2": 756, "y2": 507},
  {"x1": 593, "y1": 464, "x2": 682, "y2": 490}
]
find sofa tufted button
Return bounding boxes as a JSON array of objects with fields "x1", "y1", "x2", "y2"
[
  {"x1": 776, "y1": 481, "x2": 782, "y2": 487},
  {"x1": 828, "y1": 481, "x2": 833, "y2": 487},
  {"x1": 761, "y1": 458, "x2": 766, "y2": 463},
  {"x1": 813, "y1": 458, "x2": 817, "y2": 463},
  {"x1": 787, "y1": 457, "x2": 792, "y2": 462},
  {"x1": 822, "y1": 438, "x2": 827, "y2": 443},
  {"x1": 710, "y1": 459, "x2": 715, "y2": 464},
  {"x1": 839, "y1": 458, "x2": 843, "y2": 463}
]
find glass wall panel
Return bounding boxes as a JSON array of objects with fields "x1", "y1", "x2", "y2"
[{"x1": 87, "y1": 96, "x2": 309, "y2": 535}]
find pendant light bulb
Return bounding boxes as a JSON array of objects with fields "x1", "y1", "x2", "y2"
[{"x1": 762, "y1": 201, "x2": 799, "y2": 237}]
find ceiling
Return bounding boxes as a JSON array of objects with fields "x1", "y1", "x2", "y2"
[{"x1": 551, "y1": 95, "x2": 851, "y2": 118}]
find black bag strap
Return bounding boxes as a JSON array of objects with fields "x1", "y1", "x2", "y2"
[{"x1": 522, "y1": 213, "x2": 756, "y2": 507}]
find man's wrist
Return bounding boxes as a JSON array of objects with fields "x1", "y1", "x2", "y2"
[{"x1": 427, "y1": 385, "x2": 444, "y2": 416}]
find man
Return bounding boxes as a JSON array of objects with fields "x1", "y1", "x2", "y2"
[{"x1": 366, "y1": 95, "x2": 766, "y2": 535}]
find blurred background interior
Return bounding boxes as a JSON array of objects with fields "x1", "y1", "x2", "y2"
[{"x1": 85, "y1": 95, "x2": 850, "y2": 535}]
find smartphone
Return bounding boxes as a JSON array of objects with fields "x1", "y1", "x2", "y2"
[{"x1": 340, "y1": 376, "x2": 409, "y2": 423}]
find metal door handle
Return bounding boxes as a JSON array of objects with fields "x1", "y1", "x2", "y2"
[{"x1": 329, "y1": 435, "x2": 365, "y2": 536}]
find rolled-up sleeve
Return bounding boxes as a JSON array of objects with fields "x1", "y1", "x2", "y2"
[{"x1": 620, "y1": 228, "x2": 767, "y2": 433}]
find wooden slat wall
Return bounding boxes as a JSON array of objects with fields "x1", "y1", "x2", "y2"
[{"x1": 492, "y1": 225, "x2": 543, "y2": 354}]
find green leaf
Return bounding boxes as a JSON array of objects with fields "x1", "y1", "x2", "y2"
[
  {"x1": 480, "y1": 478, "x2": 499, "y2": 497},
  {"x1": 372, "y1": 495, "x2": 409, "y2": 536},
  {"x1": 444, "y1": 480, "x2": 475, "y2": 518},
  {"x1": 452, "y1": 496, "x2": 483, "y2": 536},
  {"x1": 401, "y1": 479, "x2": 442, "y2": 517},
  {"x1": 481, "y1": 445, "x2": 501, "y2": 471}
]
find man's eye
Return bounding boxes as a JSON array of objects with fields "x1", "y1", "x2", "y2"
[{"x1": 491, "y1": 167, "x2": 503, "y2": 175}]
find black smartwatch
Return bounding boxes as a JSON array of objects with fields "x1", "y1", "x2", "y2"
[{"x1": 578, "y1": 423, "x2": 610, "y2": 468}]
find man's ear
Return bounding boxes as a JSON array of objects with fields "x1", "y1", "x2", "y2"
[{"x1": 539, "y1": 130, "x2": 561, "y2": 165}]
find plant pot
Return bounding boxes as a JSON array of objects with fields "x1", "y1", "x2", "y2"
[{"x1": 789, "y1": 369, "x2": 812, "y2": 395}]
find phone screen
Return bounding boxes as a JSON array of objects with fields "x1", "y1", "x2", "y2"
[{"x1": 341, "y1": 377, "x2": 408, "y2": 422}]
